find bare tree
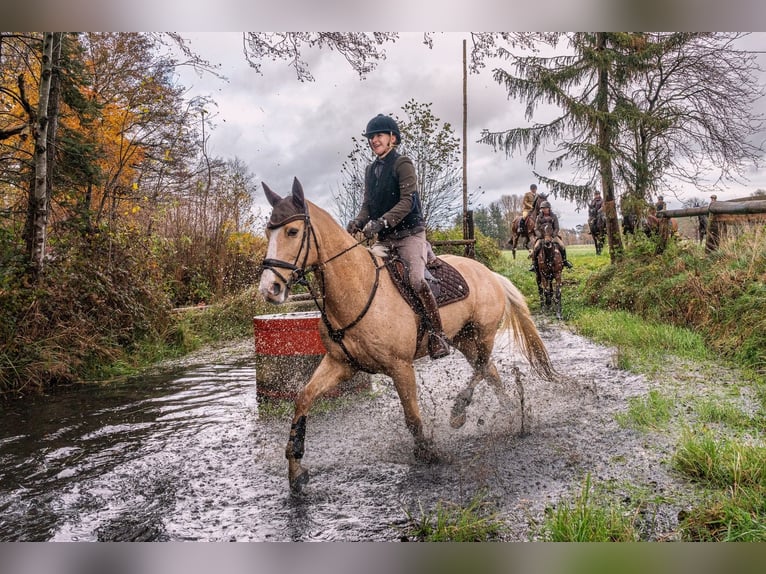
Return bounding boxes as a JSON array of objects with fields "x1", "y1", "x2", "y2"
[
  {"x1": 242, "y1": 33, "x2": 399, "y2": 81},
  {"x1": 615, "y1": 33, "x2": 765, "y2": 200}
]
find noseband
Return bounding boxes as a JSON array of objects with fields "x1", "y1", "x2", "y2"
[{"x1": 261, "y1": 214, "x2": 314, "y2": 290}]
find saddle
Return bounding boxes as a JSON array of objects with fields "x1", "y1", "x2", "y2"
[{"x1": 386, "y1": 255, "x2": 470, "y2": 312}]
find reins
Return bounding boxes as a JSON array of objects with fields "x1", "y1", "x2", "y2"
[{"x1": 262, "y1": 210, "x2": 383, "y2": 372}]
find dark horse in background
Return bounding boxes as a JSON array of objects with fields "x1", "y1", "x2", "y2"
[
  {"x1": 697, "y1": 214, "x2": 708, "y2": 244},
  {"x1": 535, "y1": 220, "x2": 563, "y2": 320},
  {"x1": 622, "y1": 212, "x2": 638, "y2": 235},
  {"x1": 508, "y1": 193, "x2": 545, "y2": 259},
  {"x1": 588, "y1": 209, "x2": 607, "y2": 255}
]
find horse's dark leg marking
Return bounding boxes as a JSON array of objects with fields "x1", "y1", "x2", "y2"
[{"x1": 286, "y1": 415, "x2": 307, "y2": 460}]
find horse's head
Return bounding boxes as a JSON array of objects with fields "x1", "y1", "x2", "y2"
[
  {"x1": 541, "y1": 221, "x2": 555, "y2": 247},
  {"x1": 259, "y1": 178, "x2": 313, "y2": 304}
]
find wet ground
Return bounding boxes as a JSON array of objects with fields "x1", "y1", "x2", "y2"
[{"x1": 0, "y1": 319, "x2": 695, "y2": 541}]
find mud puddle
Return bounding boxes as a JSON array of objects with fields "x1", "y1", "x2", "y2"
[{"x1": 0, "y1": 320, "x2": 702, "y2": 541}]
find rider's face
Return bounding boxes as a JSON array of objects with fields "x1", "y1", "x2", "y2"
[{"x1": 368, "y1": 133, "x2": 395, "y2": 157}]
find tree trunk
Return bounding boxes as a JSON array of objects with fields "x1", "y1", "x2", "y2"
[
  {"x1": 26, "y1": 33, "x2": 59, "y2": 279},
  {"x1": 596, "y1": 33, "x2": 624, "y2": 262}
]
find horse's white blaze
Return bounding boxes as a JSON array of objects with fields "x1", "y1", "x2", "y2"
[{"x1": 258, "y1": 233, "x2": 288, "y2": 304}]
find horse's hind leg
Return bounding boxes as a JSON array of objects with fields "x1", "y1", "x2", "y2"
[
  {"x1": 390, "y1": 361, "x2": 438, "y2": 463},
  {"x1": 450, "y1": 330, "x2": 511, "y2": 428},
  {"x1": 285, "y1": 356, "x2": 353, "y2": 493}
]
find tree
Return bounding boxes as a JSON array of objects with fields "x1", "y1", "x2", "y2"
[
  {"x1": 478, "y1": 32, "x2": 765, "y2": 263},
  {"x1": 478, "y1": 33, "x2": 661, "y2": 261},
  {"x1": 615, "y1": 33, "x2": 765, "y2": 200},
  {"x1": 242, "y1": 33, "x2": 399, "y2": 81}
]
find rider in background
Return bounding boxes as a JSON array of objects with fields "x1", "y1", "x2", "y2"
[
  {"x1": 655, "y1": 195, "x2": 666, "y2": 212},
  {"x1": 588, "y1": 189, "x2": 604, "y2": 231},
  {"x1": 528, "y1": 200, "x2": 574, "y2": 272},
  {"x1": 346, "y1": 114, "x2": 450, "y2": 359},
  {"x1": 517, "y1": 183, "x2": 538, "y2": 234}
]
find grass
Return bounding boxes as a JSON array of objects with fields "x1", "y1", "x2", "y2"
[
  {"x1": 400, "y1": 491, "x2": 506, "y2": 541},
  {"x1": 538, "y1": 474, "x2": 639, "y2": 541},
  {"x1": 615, "y1": 389, "x2": 675, "y2": 431},
  {"x1": 498, "y1": 230, "x2": 766, "y2": 541}
]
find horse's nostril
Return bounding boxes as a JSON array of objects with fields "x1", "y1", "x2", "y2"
[{"x1": 270, "y1": 283, "x2": 281, "y2": 296}]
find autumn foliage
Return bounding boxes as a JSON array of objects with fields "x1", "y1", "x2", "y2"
[{"x1": 1, "y1": 33, "x2": 265, "y2": 395}]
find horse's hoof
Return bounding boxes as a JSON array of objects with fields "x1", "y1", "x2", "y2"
[
  {"x1": 289, "y1": 468, "x2": 310, "y2": 494},
  {"x1": 414, "y1": 440, "x2": 440, "y2": 464},
  {"x1": 450, "y1": 412, "x2": 467, "y2": 429}
]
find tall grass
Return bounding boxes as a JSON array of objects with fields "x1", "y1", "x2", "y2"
[{"x1": 539, "y1": 474, "x2": 638, "y2": 541}]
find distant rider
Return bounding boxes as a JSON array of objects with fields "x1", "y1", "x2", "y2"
[
  {"x1": 528, "y1": 200, "x2": 573, "y2": 272},
  {"x1": 517, "y1": 183, "x2": 538, "y2": 234}
]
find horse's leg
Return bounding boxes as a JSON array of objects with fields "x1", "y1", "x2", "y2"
[
  {"x1": 389, "y1": 361, "x2": 438, "y2": 463},
  {"x1": 285, "y1": 355, "x2": 353, "y2": 493},
  {"x1": 450, "y1": 327, "x2": 511, "y2": 428}
]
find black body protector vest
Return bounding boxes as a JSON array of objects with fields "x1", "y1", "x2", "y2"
[{"x1": 365, "y1": 151, "x2": 424, "y2": 240}]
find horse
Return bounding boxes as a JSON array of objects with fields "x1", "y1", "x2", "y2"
[
  {"x1": 535, "y1": 221, "x2": 563, "y2": 320},
  {"x1": 643, "y1": 213, "x2": 678, "y2": 238},
  {"x1": 697, "y1": 214, "x2": 708, "y2": 244},
  {"x1": 588, "y1": 209, "x2": 607, "y2": 255},
  {"x1": 622, "y1": 212, "x2": 638, "y2": 235},
  {"x1": 258, "y1": 178, "x2": 557, "y2": 493},
  {"x1": 507, "y1": 194, "x2": 544, "y2": 259}
]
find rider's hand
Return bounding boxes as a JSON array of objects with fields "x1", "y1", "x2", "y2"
[
  {"x1": 346, "y1": 219, "x2": 362, "y2": 234},
  {"x1": 362, "y1": 218, "x2": 386, "y2": 239}
]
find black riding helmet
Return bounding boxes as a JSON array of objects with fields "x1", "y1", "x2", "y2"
[{"x1": 363, "y1": 114, "x2": 401, "y2": 144}]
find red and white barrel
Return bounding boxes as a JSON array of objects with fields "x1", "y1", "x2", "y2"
[{"x1": 253, "y1": 311, "x2": 370, "y2": 401}]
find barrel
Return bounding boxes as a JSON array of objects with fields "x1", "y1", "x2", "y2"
[{"x1": 253, "y1": 311, "x2": 370, "y2": 401}]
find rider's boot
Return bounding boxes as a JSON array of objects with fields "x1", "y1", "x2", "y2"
[
  {"x1": 517, "y1": 217, "x2": 525, "y2": 234},
  {"x1": 416, "y1": 283, "x2": 450, "y2": 359},
  {"x1": 561, "y1": 247, "x2": 574, "y2": 268},
  {"x1": 528, "y1": 251, "x2": 538, "y2": 272}
]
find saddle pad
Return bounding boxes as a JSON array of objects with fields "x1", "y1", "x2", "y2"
[{"x1": 386, "y1": 256, "x2": 470, "y2": 309}]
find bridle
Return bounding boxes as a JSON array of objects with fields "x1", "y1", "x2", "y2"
[{"x1": 260, "y1": 209, "x2": 383, "y2": 372}]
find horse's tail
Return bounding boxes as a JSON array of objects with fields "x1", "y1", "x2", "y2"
[{"x1": 493, "y1": 272, "x2": 558, "y2": 381}]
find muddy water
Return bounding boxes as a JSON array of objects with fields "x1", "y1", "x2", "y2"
[{"x1": 0, "y1": 322, "x2": 687, "y2": 541}]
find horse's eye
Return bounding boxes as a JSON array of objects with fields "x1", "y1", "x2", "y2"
[{"x1": 287, "y1": 227, "x2": 299, "y2": 238}]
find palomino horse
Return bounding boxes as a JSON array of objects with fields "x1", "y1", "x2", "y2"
[
  {"x1": 643, "y1": 213, "x2": 678, "y2": 238},
  {"x1": 258, "y1": 178, "x2": 557, "y2": 493},
  {"x1": 588, "y1": 210, "x2": 607, "y2": 255},
  {"x1": 508, "y1": 194, "x2": 544, "y2": 259},
  {"x1": 535, "y1": 221, "x2": 563, "y2": 320}
]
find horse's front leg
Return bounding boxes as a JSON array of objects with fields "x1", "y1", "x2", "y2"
[
  {"x1": 285, "y1": 355, "x2": 353, "y2": 493},
  {"x1": 390, "y1": 361, "x2": 439, "y2": 463}
]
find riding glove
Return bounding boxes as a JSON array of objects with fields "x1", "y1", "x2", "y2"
[
  {"x1": 362, "y1": 218, "x2": 386, "y2": 239},
  {"x1": 346, "y1": 219, "x2": 362, "y2": 234}
]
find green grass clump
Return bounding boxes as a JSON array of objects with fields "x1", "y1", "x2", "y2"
[
  {"x1": 539, "y1": 474, "x2": 638, "y2": 541},
  {"x1": 616, "y1": 389, "x2": 675, "y2": 431},
  {"x1": 401, "y1": 492, "x2": 506, "y2": 541}
]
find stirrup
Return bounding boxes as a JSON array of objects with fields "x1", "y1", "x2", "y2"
[
  {"x1": 528, "y1": 265, "x2": 536, "y2": 272},
  {"x1": 563, "y1": 260, "x2": 573, "y2": 268},
  {"x1": 428, "y1": 332, "x2": 450, "y2": 359}
]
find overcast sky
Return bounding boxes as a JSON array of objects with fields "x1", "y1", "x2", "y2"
[{"x1": 173, "y1": 32, "x2": 766, "y2": 231}]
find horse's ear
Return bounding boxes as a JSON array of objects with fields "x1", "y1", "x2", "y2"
[
  {"x1": 291, "y1": 177, "x2": 305, "y2": 209},
  {"x1": 262, "y1": 182, "x2": 282, "y2": 207}
]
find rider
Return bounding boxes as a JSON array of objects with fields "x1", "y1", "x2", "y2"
[
  {"x1": 518, "y1": 183, "x2": 538, "y2": 234},
  {"x1": 655, "y1": 195, "x2": 666, "y2": 212},
  {"x1": 528, "y1": 200, "x2": 574, "y2": 272},
  {"x1": 588, "y1": 189, "x2": 604, "y2": 231},
  {"x1": 346, "y1": 114, "x2": 450, "y2": 359}
]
